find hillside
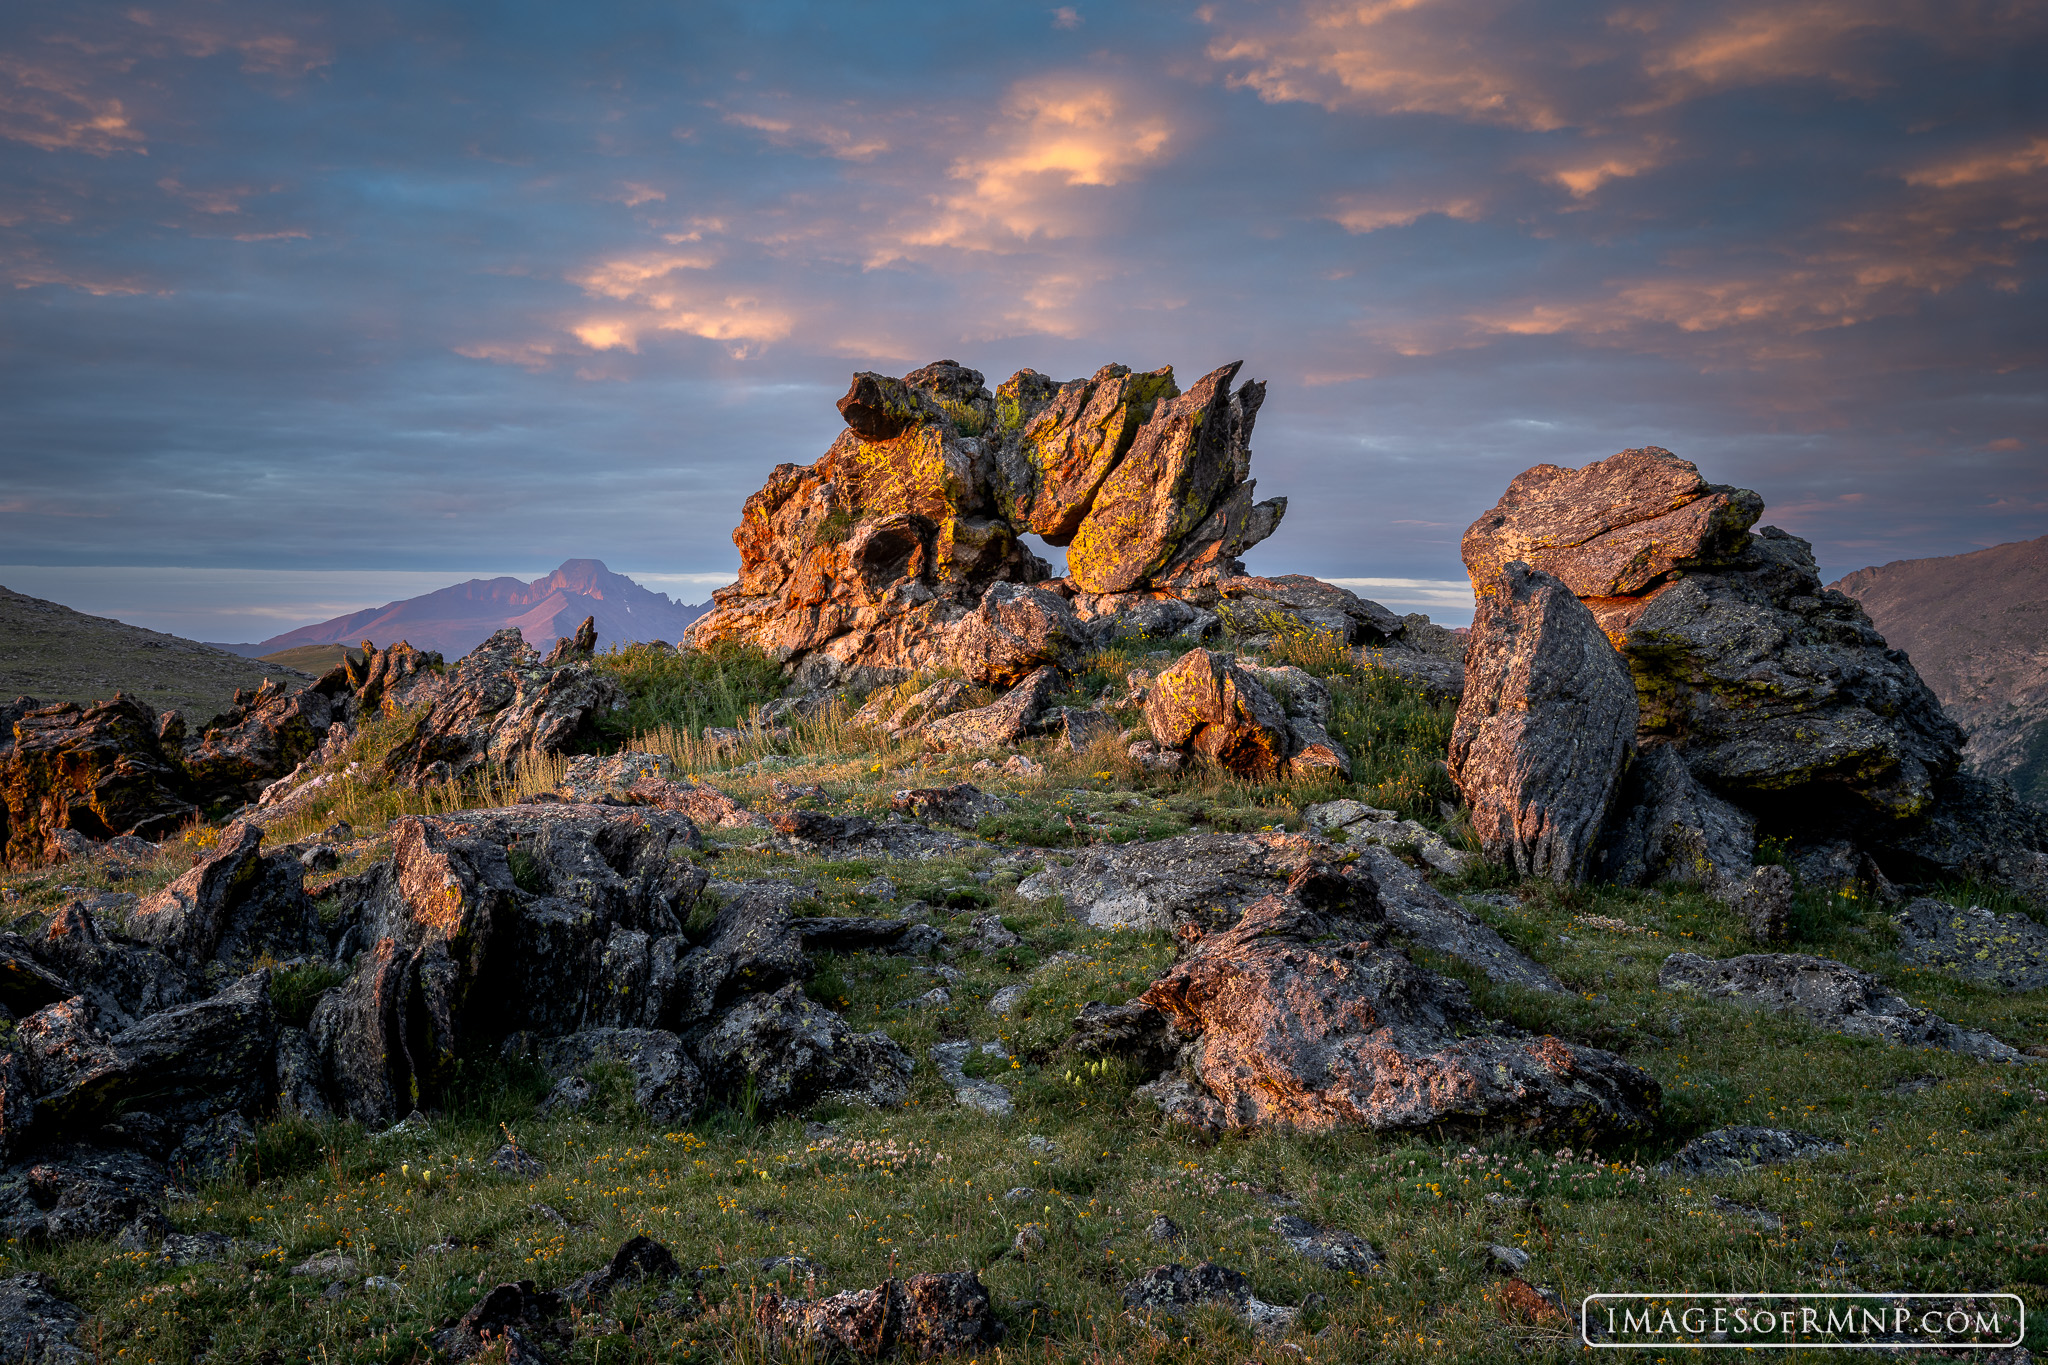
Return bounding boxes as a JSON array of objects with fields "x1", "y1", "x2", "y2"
[
  {"x1": 241, "y1": 559, "x2": 707, "y2": 659},
  {"x1": 1832, "y1": 534, "x2": 2048, "y2": 805},
  {"x1": 0, "y1": 584, "x2": 310, "y2": 722}
]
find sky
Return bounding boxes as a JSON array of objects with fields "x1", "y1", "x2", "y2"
[{"x1": 3, "y1": 0, "x2": 2044, "y2": 640}]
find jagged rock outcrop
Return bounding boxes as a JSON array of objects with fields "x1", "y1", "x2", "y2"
[
  {"x1": 686, "y1": 359, "x2": 1285, "y2": 689},
  {"x1": 0, "y1": 696, "x2": 197, "y2": 866},
  {"x1": 383, "y1": 629, "x2": 622, "y2": 787},
  {"x1": 4, "y1": 629, "x2": 626, "y2": 868},
  {"x1": 1450, "y1": 563, "x2": 1637, "y2": 883},
  {"x1": 537, "y1": 1028, "x2": 704, "y2": 1125},
  {"x1": 1132, "y1": 895, "x2": 1659, "y2": 1136},
  {"x1": 1658, "y1": 952, "x2": 2026, "y2": 1060}
]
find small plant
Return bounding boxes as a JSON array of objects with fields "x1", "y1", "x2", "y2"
[{"x1": 268, "y1": 962, "x2": 346, "y2": 1027}]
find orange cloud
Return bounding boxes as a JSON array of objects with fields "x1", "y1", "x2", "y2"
[
  {"x1": 1327, "y1": 190, "x2": 1484, "y2": 233},
  {"x1": 723, "y1": 109, "x2": 891, "y2": 161}
]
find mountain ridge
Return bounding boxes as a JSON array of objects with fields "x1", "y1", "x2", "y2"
[
  {"x1": 225, "y1": 559, "x2": 709, "y2": 660},
  {"x1": 1831, "y1": 533, "x2": 2048, "y2": 806}
]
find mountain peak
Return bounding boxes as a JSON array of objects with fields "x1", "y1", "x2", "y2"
[{"x1": 251, "y1": 561, "x2": 709, "y2": 659}]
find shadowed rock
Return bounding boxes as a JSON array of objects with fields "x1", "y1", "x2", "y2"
[
  {"x1": 758, "y1": 1270, "x2": 1002, "y2": 1359},
  {"x1": 692, "y1": 982, "x2": 914, "y2": 1114},
  {"x1": 1658, "y1": 952, "x2": 2025, "y2": 1060},
  {"x1": 1891, "y1": 896, "x2": 2048, "y2": 992},
  {"x1": 1, "y1": 696, "x2": 197, "y2": 865},
  {"x1": 1450, "y1": 563, "x2": 1636, "y2": 883}
]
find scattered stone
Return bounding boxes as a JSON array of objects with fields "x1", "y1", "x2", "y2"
[
  {"x1": 757, "y1": 1270, "x2": 1003, "y2": 1359},
  {"x1": 1024, "y1": 1135, "x2": 1058, "y2": 1155},
  {"x1": 1892, "y1": 897, "x2": 2048, "y2": 992},
  {"x1": 1302, "y1": 799, "x2": 1472, "y2": 875},
  {"x1": 557, "y1": 1235, "x2": 682, "y2": 1303},
  {"x1": 971, "y1": 915, "x2": 1020, "y2": 950},
  {"x1": 930, "y1": 1041, "x2": 1014, "y2": 1116},
  {"x1": 293, "y1": 1251, "x2": 360, "y2": 1278},
  {"x1": 1001, "y1": 754, "x2": 1045, "y2": 778},
  {"x1": 854, "y1": 680, "x2": 975, "y2": 740},
  {"x1": 1136, "y1": 895, "x2": 1660, "y2": 1136},
  {"x1": 431, "y1": 1279, "x2": 565, "y2": 1362},
  {"x1": 1658, "y1": 1126, "x2": 1843, "y2": 1178},
  {"x1": 856, "y1": 876, "x2": 897, "y2": 902},
  {"x1": 1273, "y1": 1215, "x2": 1382, "y2": 1272},
  {"x1": 1046, "y1": 706, "x2": 1118, "y2": 753},
  {"x1": 1732, "y1": 865, "x2": 1794, "y2": 944},
  {"x1": 1147, "y1": 1215, "x2": 1181, "y2": 1243},
  {"x1": 1216, "y1": 574, "x2": 1401, "y2": 646},
  {"x1": 1143, "y1": 648, "x2": 1295, "y2": 780},
  {"x1": 1120, "y1": 1262, "x2": 1297, "y2": 1339},
  {"x1": 1495, "y1": 1277, "x2": 1568, "y2": 1325},
  {"x1": 1012, "y1": 1224, "x2": 1046, "y2": 1255},
  {"x1": 1658, "y1": 953, "x2": 2027, "y2": 1061},
  {"x1": 760, "y1": 1255, "x2": 824, "y2": 1282},
  {"x1": 1003, "y1": 1187, "x2": 1034, "y2": 1203},
  {"x1": 1449, "y1": 562, "x2": 1636, "y2": 883},
  {"x1": 1125, "y1": 741, "x2": 1184, "y2": 773},
  {"x1": 889, "y1": 783, "x2": 1008, "y2": 828},
  {"x1": 923, "y1": 667, "x2": 1058, "y2": 752}
]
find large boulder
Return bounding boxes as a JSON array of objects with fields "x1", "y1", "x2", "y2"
[
  {"x1": 921, "y1": 667, "x2": 1057, "y2": 752},
  {"x1": 1134, "y1": 895, "x2": 1659, "y2": 1136},
  {"x1": 686, "y1": 359, "x2": 1283, "y2": 687},
  {"x1": 1593, "y1": 745, "x2": 1757, "y2": 892},
  {"x1": 1449, "y1": 563, "x2": 1636, "y2": 882},
  {"x1": 1214, "y1": 574, "x2": 1403, "y2": 645},
  {"x1": 1658, "y1": 952, "x2": 2025, "y2": 1061},
  {"x1": 1, "y1": 696, "x2": 197, "y2": 866},
  {"x1": 1461, "y1": 446, "x2": 1762, "y2": 598},
  {"x1": 128, "y1": 823, "x2": 320, "y2": 977}
]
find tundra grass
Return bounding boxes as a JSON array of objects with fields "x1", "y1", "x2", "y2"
[{"x1": 2, "y1": 654, "x2": 2042, "y2": 1362}]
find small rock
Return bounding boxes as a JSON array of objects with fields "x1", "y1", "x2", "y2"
[
  {"x1": 489, "y1": 1144, "x2": 546, "y2": 1179},
  {"x1": 856, "y1": 876, "x2": 897, "y2": 902},
  {"x1": 760, "y1": 1255, "x2": 823, "y2": 1281},
  {"x1": 1003, "y1": 1187, "x2": 1035, "y2": 1202},
  {"x1": 530, "y1": 1203, "x2": 570, "y2": 1229},
  {"x1": 1002, "y1": 754, "x2": 1045, "y2": 778},
  {"x1": 971, "y1": 915, "x2": 1021, "y2": 950},
  {"x1": 162, "y1": 1231, "x2": 230, "y2": 1266},
  {"x1": 322, "y1": 1281, "x2": 347, "y2": 1301},
  {"x1": 1147, "y1": 1215, "x2": 1181, "y2": 1243},
  {"x1": 898, "y1": 987, "x2": 951, "y2": 1011},
  {"x1": 1024, "y1": 1134, "x2": 1058, "y2": 1155},
  {"x1": 1013, "y1": 1225, "x2": 1046, "y2": 1255},
  {"x1": 890, "y1": 783, "x2": 1009, "y2": 829},
  {"x1": 986, "y1": 984, "x2": 1029, "y2": 1016},
  {"x1": 930, "y1": 1041, "x2": 1014, "y2": 1117},
  {"x1": 1708, "y1": 1195, "x2": 1783, "y2": 1230},
  {"x1": 1273, "y1": 1215, "x2": 1382, "y2": 1272},
  {"x1": 1487, "y1": 1243, "x2": 1531, "y2": 1272},
  {"x1": 292, "y1": 1251, "x2": 360, "y2": 1278},
  {"x1": 363, "y1": 1275, "x2": 402, "y2": 1293},
  {"x1": 1892, "y1": 896, "x2": 2048, "y2": 992},
  {"x1": 1657, "y1": 1125, "x2": 1844, "y2": 1178},
  {"x1": 1126, "y1": 740, "x2": 1184, "y2": 774},
  {"x1": 1732, "y1": 865, "x2": 1793, "y2": 943}
]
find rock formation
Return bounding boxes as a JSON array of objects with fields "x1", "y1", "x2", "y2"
[
  {"x1": 1460, "y1": 445, "x2": 2048, "y2": 900},
  {"x1": 687, "y1": 359, "x2": 1285, "y2": 689},
  {"x1": 1449, "y1": 563, "x2": 1637, "y2": 883}
]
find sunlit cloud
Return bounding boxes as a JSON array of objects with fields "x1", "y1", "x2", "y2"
[
  {"x1": 723, "y1": 109, "x2": 891, "y2": 161},
  {"x1": 1327, "y1": 190, "x2": 1484, "y2": 233}
]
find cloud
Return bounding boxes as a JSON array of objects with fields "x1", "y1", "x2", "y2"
[
  {"x1": 723, "y1": 109, "x2": 892, "y2": 161},
  {"x1": 0, "y1": 55, "x2": 147, "y2": 155},
  {"x1": 1052, "y1": 8, "x2": 1083, "y2": 30},
  {"x1": 1327, "y1": 190, "x2": 1484, "y2": 233}
]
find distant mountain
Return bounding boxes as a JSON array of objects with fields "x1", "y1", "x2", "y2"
[
  {"x1": 246, "y1": 560, "x2": 710, "y2": 660},
  {"x1": 1832, "y1": 534, "x2": 2048, "y2": 807}
]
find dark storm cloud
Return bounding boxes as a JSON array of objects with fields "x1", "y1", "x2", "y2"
[{"x1": 3, "y1": 0, "x2": 2043, "y2": 631}]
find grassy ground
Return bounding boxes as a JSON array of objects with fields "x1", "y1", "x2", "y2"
[
  {"x1": 0, "y1": 585, "x2": 310, "y2": 722},
  {"x1": 0, "y1": 634, "x2": 2041, "y2": 1363}
]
